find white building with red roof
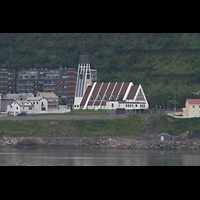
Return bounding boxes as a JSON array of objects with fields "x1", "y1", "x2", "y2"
[
  {"x1": 74, "y1": 82, "x2": 149, "y2": 111},
  {"x1": 183, "y1": 99, "x2": 200, "y2": 117}
]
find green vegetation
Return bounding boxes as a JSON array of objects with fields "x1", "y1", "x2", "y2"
[
  {"x1": 156, "y1": 114, "x2": 200, "y2": 135},
  {"x1": 1, "y1": 33, "x2": 200, "y2": 108},
  {"x1": 0, "y1": 115, "x2": 144, "y2": 137},
  {"x1": 1, "y1": 114, "x2": 200, "y2": 137}
]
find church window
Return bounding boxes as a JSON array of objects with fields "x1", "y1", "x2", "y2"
[
  {"x1": 110, "y1": 94, "x2": 116, "y2": 101},
  {"x1": 97, "y1": 94, "x2": 102, "y2": 100},
  {"x1": 136, "y1": 89, "x2": 145, "y2": 101},
  {"x1": 90, "y1": 94, "x2": 95, "y2": 101}
]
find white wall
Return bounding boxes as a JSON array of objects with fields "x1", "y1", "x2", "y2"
[
  {"x1": 30, "y1": 98, "x2": 48, "y2": 113},
  {"x1": 7, "y1": 102, "x2": 21, "y2": 115},
  {"x1": 7, "y1": 98, "x2": 48, "y2": 115},
  {"x1": 74, "y1": 97, "x2": 83, "y2": 109},
  {"x1": 106, "y1": 101, "x2": 119, "y2": 110}
]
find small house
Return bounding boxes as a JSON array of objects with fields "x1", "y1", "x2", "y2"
[
  {"x1": 7, "y1": 97, "x2": 48, "y2": 116},
  {"x1": 183, "y1": 99, "x2": 200, "y2": 117},
  {"x1": 158, "y1": 133, "x2": 173, "y2": 141}
]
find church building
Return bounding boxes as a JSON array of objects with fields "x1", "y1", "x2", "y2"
[{"x1": 74, "y1": 55, "x2": 149, "y2": 111}]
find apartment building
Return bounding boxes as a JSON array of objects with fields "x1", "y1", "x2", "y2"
[
  {"x1": 55, "y1": 68, "x2": 77, "y2": 99},
  {"x1": 17, "y1": 67, "x2": 97, "y2": 101},
  {"x1": 17, "y1": 69, "x2": 39, "y2": 94},
  {"x1": 17, "y1": 68, "x2": 77, "y2": 100},
  {"x1": 0, "y1": 69, "x2": 15, "y2": 94}
]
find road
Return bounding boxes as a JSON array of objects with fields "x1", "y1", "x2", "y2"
[{"x1": 0, "y1": 114, "x2": 129, "y2": 121}]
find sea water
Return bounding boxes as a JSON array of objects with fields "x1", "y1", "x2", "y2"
[{"x1": 0, "y1": 148, "x2": 200, "y2": 166}]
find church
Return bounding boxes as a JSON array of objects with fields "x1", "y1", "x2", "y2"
[{"x1": 74, "y1": 55, "x2": 149, "y2": 111}]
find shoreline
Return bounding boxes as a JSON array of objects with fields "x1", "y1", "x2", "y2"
[{"x1": 0, "y1": 136, "x2": 200, "y2": 150}]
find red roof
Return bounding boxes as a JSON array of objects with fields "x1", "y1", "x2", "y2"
[
  {"x1": 80, "y1": 82, "x2": 140, "y2": 107},
  {"x1": 187, "y1": 99, "x2": 200, "y2": 104}
]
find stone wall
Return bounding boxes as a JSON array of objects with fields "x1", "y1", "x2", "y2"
[{"x1": 1, "y1": 136, "x2": 200, "y2": 150}]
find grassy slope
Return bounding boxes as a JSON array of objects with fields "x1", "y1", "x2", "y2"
[
  {"x1": 156, "y1": 114, "x2": 200, "y2": 135},
  {"x1": 1, "y1": 114, "x2": 200, "y2": 137},
  {"x1": 0, "y1": 115, "x2": 143, "y2": 137}
]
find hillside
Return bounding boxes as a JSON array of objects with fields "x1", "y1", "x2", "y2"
[{"x1": 1, "y1": 33, "x2": 200, "y2": 107}]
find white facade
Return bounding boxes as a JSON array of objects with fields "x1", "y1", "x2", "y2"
[
  {"x1": 75, "y1": 55, "x2": 92, "y2": 98},
  {"x1": 7, "y1": 97, "x2": 48, "y2": 116}
]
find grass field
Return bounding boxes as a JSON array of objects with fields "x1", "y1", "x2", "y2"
[
  {"x1": 1, "y1": 114, "x2": 200, "y2": 137},
  {"x1": 0, "y1": 115, "x2": 143, "y2": 137}
]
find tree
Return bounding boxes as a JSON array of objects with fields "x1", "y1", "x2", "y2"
[{"x1": 168, "y1": 100, "x2": 180, "y2": 109}]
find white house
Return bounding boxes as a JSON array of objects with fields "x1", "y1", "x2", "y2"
[{"x1": 7, "y1": 97, "x2": 48, "y2": 116}]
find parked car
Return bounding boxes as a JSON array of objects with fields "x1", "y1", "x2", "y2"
[{"x1": 17, "y1": 113, "x2": 27, "y2": 116}]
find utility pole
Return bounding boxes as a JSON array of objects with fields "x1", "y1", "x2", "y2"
[
  {"x1": 174, "y1": 93, "x2": 176, "y2": 114},
  {"x1": 167, "y1": 96, "x2": 170, "y2": 111}
]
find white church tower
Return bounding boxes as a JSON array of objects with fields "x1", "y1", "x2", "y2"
[{"x1": 74, "y1": 55, "x2": 92, "y2": 108}]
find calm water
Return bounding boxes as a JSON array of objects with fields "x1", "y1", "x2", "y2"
[{"x1": 0, "y1": 148, "x2": 200, "y2": 166}]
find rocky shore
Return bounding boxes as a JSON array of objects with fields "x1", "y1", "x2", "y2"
[{"x1": 0, "y1": 136, "x2": 200, "y2": 150}]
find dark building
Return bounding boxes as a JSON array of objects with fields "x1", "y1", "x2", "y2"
[
  {"x1": 0, "y1": 69, "x2": 15, "y2": 94},
  {"x1": 16, "y1": 56, "x2": 97, "y2": 101},
  {"x1": 17, "y1": 68, "x2": 77, "y2": 100},
  {"x1": 17, "y1": 69, "x2": 39, "y2": 94},
  {"x1": 56, "y1": 68, "x2": 76, "y2": 99}
]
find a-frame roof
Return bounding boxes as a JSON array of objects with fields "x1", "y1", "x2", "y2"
[{"x1": 80, "y1": 82, "x2": 144, "y2": 107}]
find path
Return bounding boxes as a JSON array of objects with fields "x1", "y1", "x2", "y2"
[{"x1": 0, "y1": 114, "x2": 129, "y2": 121}]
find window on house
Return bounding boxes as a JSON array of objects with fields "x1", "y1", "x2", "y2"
[
  {"x1": 112, "y1": 103, "x2": 114, "y2": 108},
  {"x1": 16, "y1": 107, "x2": 18, "y2": 110}
]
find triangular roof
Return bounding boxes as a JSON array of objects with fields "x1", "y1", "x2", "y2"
[
  {"x1": 80, "y1": 82, "x2": 131, "y2": 106},
  {"x1": 79, "y1": 82, "x2": 148, "y2": 109},
  {"x1": 10, "y1": 99, "x2": 34, "y2": 107}
]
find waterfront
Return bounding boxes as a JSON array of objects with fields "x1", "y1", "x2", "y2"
[{"x1": 0, "y1": 148, "x2": 200, "y2": 166}]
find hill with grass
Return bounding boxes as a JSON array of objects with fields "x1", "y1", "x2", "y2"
[{"x1": 1, "y1": 33, "x2": 200, "y2": 107}]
